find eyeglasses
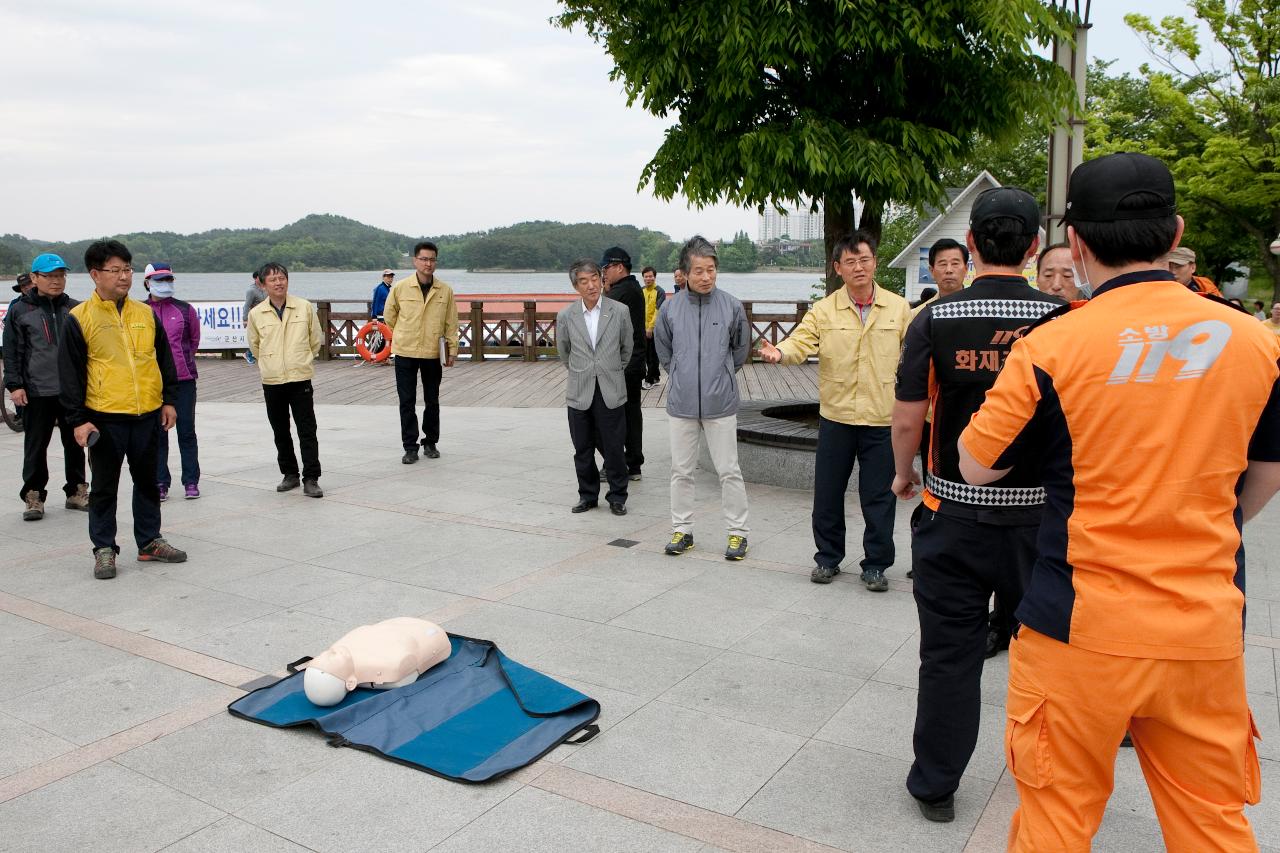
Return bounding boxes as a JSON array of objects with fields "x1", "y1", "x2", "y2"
[
  {"x1": 33, "y1": 271, "x2": 68, "y2": 280},
  {"x1": 839, "y1": 257, "x2": 875, "y2": 269},
  {"x1": 95, "y1": 267, "x2": 134, "y2": 276},
  {"x1": 414, "y1": 256, "x2": 438, "y2": 264}
]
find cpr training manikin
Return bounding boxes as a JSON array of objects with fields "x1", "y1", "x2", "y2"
[{"x1": 302, "y1": 617, "x2": 451, "y2": 706}]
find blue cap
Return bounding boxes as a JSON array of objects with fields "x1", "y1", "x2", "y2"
[{"x1": 31, "y1": 253, "x2": 69, "y2": 274}]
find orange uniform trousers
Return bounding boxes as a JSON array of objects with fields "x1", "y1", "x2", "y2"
[{"x1": 1006, "y1": 628, "x2": 1262, "y2": 852}]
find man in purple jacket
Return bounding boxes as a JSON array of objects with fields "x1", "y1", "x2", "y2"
[{"x1": 144, "y1": 263, "x2": 201, "y2": 500}]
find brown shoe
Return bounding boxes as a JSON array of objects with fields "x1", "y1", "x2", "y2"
[
  {"x1": 93, "y1": 547, "x2": 117, "y2": 580},
  {"x1": 137, "y1": 538, "x2": 187, "y2": 563},
  {"x1": 22, "y1": 490, "x2": 44, "y2": 521},
  {"x1": 65, "y1": 483, "x2": 89, "y2": 512}
]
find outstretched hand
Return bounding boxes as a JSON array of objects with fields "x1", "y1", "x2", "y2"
[{"x1": 757, "y1": 339, "x2": 782, "y2": 364}]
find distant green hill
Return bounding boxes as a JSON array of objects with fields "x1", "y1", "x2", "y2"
[{"x1": 0, "y1": 215, "x2": 719, "y2": 275}]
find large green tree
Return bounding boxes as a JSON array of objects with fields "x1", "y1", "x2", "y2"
[
  {"x1": 554, "y1": 1, "x2": 1074, "y2": 292},
  {"x1": 1124, "y1": 1, "x2": 1280, "y2": 302}
]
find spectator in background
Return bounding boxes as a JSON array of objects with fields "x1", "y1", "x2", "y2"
[
  {"x1": 371, "y1": 269, "x2": 394, "y2": 319},
  {"x1": 640, "y1": 265, "x2": 666, "y2": 389},
  {"x1": 909, "y1": 287, "x2": 937, "y2": 310},
  {"x1": 655, "y1": 236, "x2": 752, "y2": 560},
  {"x1": 673, "y1": 268, "x2": 687, "y2": 292},
  {"x1": 600, "y1": 247, "x2": 647, "y2": 480},
  {"x1": 247, "y1": 262, "x2": 325, "y2": 498},
  {"x1": 1036, "y1": 242, "x2": 1082, "y2": 302},
  {"x1": 143, "y1": 263, "x2": 201, "y2": 501},
  {"x1": 1264, "y1": 302, "x2": 1280, "y2": 336},
  {"x1": 6, "y1": 272, "x2": 36, "y2": 427},
  {"x1": 912, "y1": 238, "x2": 969, "y2": 315},
  {"x1": 1254, "y1": 299, "x2": 1267, "y2": 320},
  {"x1": 556, "y1": 259, "x2": 632, "y2": 515},
  {"x1": 242, "y1": 269, "x2": 266, "y2": 364},
  {"x1": 384, "y1": 241, "x2": 458, "y2": 464},
  {"x1": 4, "y1": 254, "x2": 87, "y2": 521},
  {"x1": 1166, "y1": 246, "x2": 1223, "y2": 296},
  {"x1": 60, "y1": 240, "x2": 185, "y2": 579}
]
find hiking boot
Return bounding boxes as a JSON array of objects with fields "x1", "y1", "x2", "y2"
[
  {"x1": 402, "y1": 449, "x2": 418, "y2": 464},
  {"x1": 158, "y1": 484, "x2": 168, "y2": 502},
  {"x1": 138, "y1": 538, "x2": 187, "y2": 563},
  {"x1": 303, "y1": 479, "x2": 324, "y2": 498},
  {"x1": 628, "y1": 471, "x2": 642, "y2": 481},
  {"x1": 65, "y1": 483, "x2": 90, "y2": 511},
  {"x1": 422, "y1": 442, "x2": 440, "y2": 459},
  {"x1": 811, "y1": 564, "x2": 840, "y2": 584},
  {"x1": 914, "y1": 794, "x2": 955, "y2": 823},
  {"x1": 93, "y1": 547, "x2": 117, "y2": 580},
  {"x1": 277, "y1": 474, "x2": 300, "y2": 492},
  {"x1": 664, "y1": 532, "x2": 694, "y2": 555},
  {"x1": 22, "y1": 490, "x2": 43, "y2": 521},
  {"x1": 185, "y1": 484, "x2": 200, "y2": 499},
  {"x1": 724, "y1": 535, "x2": 748, "y2": 561},
  {"x1": 860, "y1": 569, "x2": 889, "y2": 592}
]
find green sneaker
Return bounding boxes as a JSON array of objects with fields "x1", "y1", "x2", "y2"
[
  {"x1": 664, "y1": 532, "x2": 694, "y2": 555},
  {"x1": 724, "y1": 535, "x2": 748, "y2": 561}
]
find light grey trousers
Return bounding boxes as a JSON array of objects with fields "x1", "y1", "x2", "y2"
[{"x1": 668, "y1": 414, "x2": 749, "y2": 537}]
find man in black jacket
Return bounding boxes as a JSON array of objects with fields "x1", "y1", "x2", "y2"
[
  {"x1": 601, "y1": 246, "x2": 647, "y2": 479},
  {"x1": 2, "y1": 253, "x2": 88, "y2": 520}
]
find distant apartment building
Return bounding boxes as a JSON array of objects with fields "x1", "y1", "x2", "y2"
[{"x1": 757, "y1": 195, "x2": 862, "y2": 243}]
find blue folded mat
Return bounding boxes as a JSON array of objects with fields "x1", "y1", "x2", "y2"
[{"x1": 228, "y1": 634, "x2": 600, "y2": 783}]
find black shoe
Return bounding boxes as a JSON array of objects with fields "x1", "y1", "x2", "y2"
[
  {"x1": 402, "y1": 449, "x2": 418, "y2": 464},
  {"x1": 811, "y1": 564, "x2": 840, "y2": 584},
  {"x1": 906, "y1": 569, "x2": 914, "y2": 579},
  {"x1": 914, "y1": 794, "x2": 955, "y2": 823},
  {"x1": 985, "y1": 629, "x2": 1010, "y2": 659},
  {"x1": 628, "y1": 471, "x2": 642, "y2": 481},
  {"x1": 277, "y1": 475, "x2": 300, "y2": 492},
  {"x1": 860, "y1": 569, "x2": 889, "y2": 592},
  {"x1": 571, "y1": 500, "x2": 598, "y2": 513},
  {"x1": 302, "y1": 479, "x2": 324, "y2": 498},
  {"x1": 422, "y1": 442, "x2": 440, "y2": 459},
  {"x1": 609, "y1": 503, "x2": 627, "y2": 516},
  {"x1": 1120, "y1": 732, "x2": 1134, "y2": 748}
]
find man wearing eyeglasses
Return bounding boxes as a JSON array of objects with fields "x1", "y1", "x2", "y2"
[
  {"x1": 384, "y1": 241, "x2": 458, "y2": 464},
  {"x1": 60, "y1": 240, "x2": 186, "y2": 580},
  {"x1": 3, "y1": 253, "x2": 88, "y2": 522},
  {"x1": 759, "y1": 231, "x2": 912, "y2": 591}
]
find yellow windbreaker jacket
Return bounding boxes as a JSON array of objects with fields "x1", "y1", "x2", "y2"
[
  {"x1": 247, "y1": 295, "x2": 323, "y2": 385},
  {"x1": 384, "y1": 276, "x2": 459, "y2": 359},
  {"x1": 776, "y1": 285, "x2": 911, "y2": 426}
]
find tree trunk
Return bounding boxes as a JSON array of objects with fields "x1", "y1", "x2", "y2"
[
  {"x1": 858, "y1": 200, "x2": 885, "y2": 246},
  {"x1": 823, "y1": 191, "x2": 856, "y2": 295}
]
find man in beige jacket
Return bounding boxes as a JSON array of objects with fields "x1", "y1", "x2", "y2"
[
  {"x1": 247, "y1": 262, "x2": 325, "y2": 497},
  {"x1": 384, "y1": 240, "x2": 459, "y2": 464}
]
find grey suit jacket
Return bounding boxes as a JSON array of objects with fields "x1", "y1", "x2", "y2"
[{"x1": 556, "y1": 298, "x2": 633, "y2": 410}]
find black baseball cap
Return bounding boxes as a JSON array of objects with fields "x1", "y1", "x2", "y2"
[
  {"x1": 599, "y1": 246, "x2": 631, "y2": 269},
  {"x1": 1064, "y1": 152, "x2": 1176, "y2": 224},
  {"x1": 970, "y1": 187, "x2": 1039, "y2": 235}
]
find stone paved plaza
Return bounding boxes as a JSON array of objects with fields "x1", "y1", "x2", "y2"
[{"x1": 1, "y1": 402, "x2": 1277, "y2": 852}]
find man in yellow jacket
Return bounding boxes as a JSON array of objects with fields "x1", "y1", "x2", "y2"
[
  {"x1": 247, "y1": 262, "x2": 325, "y2": 498},
  {"x1": 59, "y1": 239, "x2": 186, "y2": 580},
  {"x1": 759, "y1": 231, "x2": 912, "y2": 591},
  {"x1": 384, "y1": 240, "x2": 458, "y2": 464}
]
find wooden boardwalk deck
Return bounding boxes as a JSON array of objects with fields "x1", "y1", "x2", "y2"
[{"x1": 194, "y1": 357, "x2": 820, "y2": 408}]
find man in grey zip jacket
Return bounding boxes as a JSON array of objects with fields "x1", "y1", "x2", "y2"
[{"x1": 654, "y1": 235, "x2": 751, "y2": 561}]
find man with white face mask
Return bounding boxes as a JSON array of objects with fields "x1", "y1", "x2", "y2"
[{"x1": 143, "y1": 263, "x2": 201, "y2": 501}]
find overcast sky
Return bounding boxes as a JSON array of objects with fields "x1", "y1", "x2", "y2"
[{"x1": 1, "y1": 1, "x2": 1208, "y2": 243}]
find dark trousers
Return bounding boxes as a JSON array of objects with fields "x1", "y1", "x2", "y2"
[
  {"x1": 906, "y1": 508, "x2": 1036, "y2": 801},
  {"x1": 622, "y1": 370, "x2": 644, "y2": 474},
  {"x1": 157, "y1": 379, "x2": 200, "y2": 488},
  {"x1": 812, "y1": 418, "x2": 895, "y2": 572},
  {"x1": 88, "y1": 414, "x2": 163, "y2": 553},
  {"x1": 20, "y1": 395, "x2": 86, "y2": 502},
  {"x1": 395, "y1": 356, "x2": 442, "y2": 450},
  {"x1": 568, "y1": 383, "x2": 628, "y2": 505},
  {"x1": 644, "y1": 337, "x2": 660, "y2": 384},
  {"x1": 263, "y1": 380, "x2": 320, "y2": 480}
]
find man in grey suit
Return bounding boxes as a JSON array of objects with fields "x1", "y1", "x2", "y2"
[{"x1": 557, "y1": 259, "x2": 634, "y2": 515}]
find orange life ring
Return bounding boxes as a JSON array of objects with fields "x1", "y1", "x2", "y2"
[{"x1": 356, "y1": 320, "x2": 392, "y2": 362}]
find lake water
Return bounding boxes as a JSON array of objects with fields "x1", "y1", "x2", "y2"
[{"x1": 47, "y1": 269, "x2": 824, "y2": 307}]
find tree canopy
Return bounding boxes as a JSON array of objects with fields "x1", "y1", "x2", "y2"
[{"x1": 554, "y1": 0, "x2": 1075, "y2": 291}]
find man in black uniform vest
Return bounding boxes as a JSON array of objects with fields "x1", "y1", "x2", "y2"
[{"x1": 890, "y1": 187, "x2": 1065, "y2": 823}]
